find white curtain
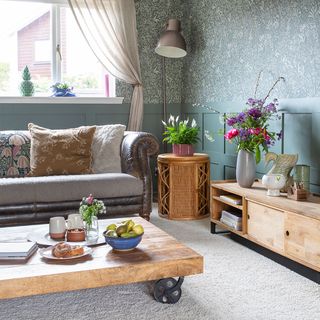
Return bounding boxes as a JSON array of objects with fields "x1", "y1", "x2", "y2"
[{"x1": 68, "y1": 0, "x2": 143, "y2": 131}]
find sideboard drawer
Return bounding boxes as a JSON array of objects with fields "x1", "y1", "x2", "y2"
[
  {"x1": 285, "y1": 212, "x2": 320, "y2": 269},
  {"x1": 247, "y1": 201, "x2": 285, "y2": 253}
]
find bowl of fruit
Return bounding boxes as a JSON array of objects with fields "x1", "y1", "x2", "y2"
[{"x1": 103, "y1": 219, "x2": 144, "y2": 251}]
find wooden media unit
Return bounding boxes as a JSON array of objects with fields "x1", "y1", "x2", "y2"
[{"x1": 210, "y1": 181, "x2": 320, "y2": 283}]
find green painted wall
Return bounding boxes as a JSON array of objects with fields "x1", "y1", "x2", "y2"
[
  {"x1": 0, "y1": 102, "x2": 181, "y2": 145},
  {"x1": 181, "y1": 0, "x2": 320, "y2": 192}
]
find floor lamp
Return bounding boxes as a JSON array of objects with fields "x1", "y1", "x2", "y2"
[{"x1": 155, "y1": 18, "x2": 187, "y2": 152}]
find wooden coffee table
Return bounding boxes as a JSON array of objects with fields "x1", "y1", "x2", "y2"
[{"x1": 0, "y1": 218, "x2": 203, "y2": 303}]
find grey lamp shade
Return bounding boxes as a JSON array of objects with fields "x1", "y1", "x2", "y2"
[{"x1": 155, "y1": 19, "x2": 187, "y2": 58}]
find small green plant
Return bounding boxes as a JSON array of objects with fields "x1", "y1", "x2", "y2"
[
  {"x1": 162, "y1": 115, "x2": 200, "y2": 145},
  {"x1": 51, "y1": 82, "x2": 72, "y2": 90},
  {"x1": 51, "y1": 82, "x2": 75, "y2": 97},
  {"x1": 20, "y1": 66, "x2": 34, "y2": 96}
]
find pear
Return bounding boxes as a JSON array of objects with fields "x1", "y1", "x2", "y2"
[
  {"x1": 106, "y1": 223, "x2": 117, "y2": 231},
  {"x1": 116, "y1": 224, "x2": 127, "y2": 236},
  {"x1": 132, "y1": 224, "x2": 144, "y2": 235},
  {"x1": 126, "y1": 220, "x2": 135, "y2": 232},
  {"x1": 128, "y1": 231, "x2": 138, "y2": 237},
  {"x1": 106, "y1": 230, "x2": 117, "y2": 237},
  {"x1": 120, "y1": 232, "x2": 132, "y2": 238}
]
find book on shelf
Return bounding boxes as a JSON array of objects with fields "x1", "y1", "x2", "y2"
[
  {"x1": 219, "y1": 194, "x2": 242, "y2": 205},
  {"x1": 220, "y1": 216, "x2": 242, "y2": 231},
  {"x1": 221, "y1": 210, "x2": 242, "y2": 222},
  {"x1": 220, "y1": 210, "x2": 242, "y2": 231},
  {"x1": 0, "y1": 241, "x2": 38, "y2": 260}
]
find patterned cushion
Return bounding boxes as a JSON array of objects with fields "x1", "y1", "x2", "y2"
[
  {"x1": 0, "y1": 131, "x2": 31, "y2": 178},
  {"x1": 28, "y1": 123, "x2": 96, "y2": 176}
]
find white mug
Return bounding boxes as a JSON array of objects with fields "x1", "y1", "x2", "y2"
[
  {"x1": 67, "y1": 214, "x2": 84, "y2": 230},
  {"x1": 49, "y1": 217, "x2": 66, "y2": 239}
]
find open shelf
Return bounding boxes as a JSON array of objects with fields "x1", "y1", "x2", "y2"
[
  {"x1": 210, "y1": 181, "x2": 246, "y2": 234},
  {"x1": 211, "y1": 218, "x2": 244, "y2": 236},
  {"x1": 212, "y1": 195, "x2": 243, "y2": 210}
]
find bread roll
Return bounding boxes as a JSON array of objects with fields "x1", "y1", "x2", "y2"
[{"x1": 52, "y1": 242, "x2": 84, "y2": 258}]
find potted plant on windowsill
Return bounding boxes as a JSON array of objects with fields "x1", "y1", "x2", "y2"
[
  {"x1": 51, "y1": 82, "x2": 75, "y2": 97},
  {"x1": 162, "y1": 115, "x2": 200, "y2": 156}
]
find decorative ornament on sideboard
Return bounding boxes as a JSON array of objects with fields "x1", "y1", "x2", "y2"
[
  {"x1": 236, "y1": 149, "x2": 257, "y2": 188},
  {"x1": 162, "y1": 115, "x2": 200, "y2": 156},
  {"x1": 293, "y1": 164, "x2": 310, "y2": 191},
  {"x1": 265, "y1": 152, "x2": 298, "y2": 191},
  {"x1": 261, "y1": 173, "x2": 286, "y2": 196},
  {"x1": 223, "y1": 73, "x2": 285, "y2": 188}
]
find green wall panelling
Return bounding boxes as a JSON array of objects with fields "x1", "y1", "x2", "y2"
[
  {"x1": 311, "y1": 113, "x2": 320, "y2": 172},
  {"x1": 283, "y1": 113, "x2": 311, "y2": 165},
  {"x1": 0, "y1": 102, "x2": 181, "y2": 197},
  {"x1": 183, "y1": 102, "x2": 290, "y2": 183},
  {"x1": 203, "y1": 113, "x2": 224, "y2": 153},
  {"x1": 224, "y1": 166, "x2": 236, "y2": 180},
  {"x1": 183, "y1": 101, "x2": 320, "y2": 192},
  {"x1": 184, "y1": 112, "x2": 202, "y2": 151},
  {"x1": 210, "y1": 162, "x2": 224, "y2": 181},
  {"x1": 0, "y1": 113, "x2": 86, "y2": 130}
]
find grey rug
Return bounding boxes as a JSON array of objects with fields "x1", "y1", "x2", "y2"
[{"x1": 1, "y1": 206, "x2": 319, "y2": 320}]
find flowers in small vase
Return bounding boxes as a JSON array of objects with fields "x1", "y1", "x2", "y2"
[
  {"x1": 223, "y1": 76, "x2": 284, "y2": 163},
  {"x1": 79, "y1": 194, "x2": 106, "y2": 227},
  {"x1": 162, "y1": 115, "x2": 200, "y2": 145}
]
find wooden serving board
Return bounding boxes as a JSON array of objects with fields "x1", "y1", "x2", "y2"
[{"x1": 0, "y1": 218, "x2": 203, "y2": 299}]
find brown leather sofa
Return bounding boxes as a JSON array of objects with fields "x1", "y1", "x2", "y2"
[{"x1": 0, "y1": 131, "x2": 159, "y2": 227}]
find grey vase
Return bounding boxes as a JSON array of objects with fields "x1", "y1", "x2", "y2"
[{"x1": 236, "y1": 150, "x2": 256, "y2": 188}]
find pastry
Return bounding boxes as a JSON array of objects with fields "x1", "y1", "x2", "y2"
[{"x1": 52, "y1": 242, "x2": 84, "y2": 258}]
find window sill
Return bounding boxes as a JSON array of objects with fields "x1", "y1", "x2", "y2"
[{"x1": 0, "y1": 97, "x2": 124, "y2": 104}]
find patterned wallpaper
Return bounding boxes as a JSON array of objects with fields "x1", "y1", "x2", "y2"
[
  {"x1": 118, "y1": 0, "x2": 320, "y2": 105},
  {"x1": 182, "y1": 0, "x2": 320, "y2": 104},
  {"x1": 117, "y1": 0, "x2": 184, "y2": 104}
]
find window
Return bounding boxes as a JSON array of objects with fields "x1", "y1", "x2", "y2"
[
  {"x1": 34, "y1": 40, "x2": 51, "y2": 62},
  {"x1": 0, "y1": 0, "x2": 115, "y2": 97}
]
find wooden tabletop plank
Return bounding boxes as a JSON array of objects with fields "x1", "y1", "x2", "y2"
[{"x1": 0, "y1": 218, "x2": 203, "y2": 299}]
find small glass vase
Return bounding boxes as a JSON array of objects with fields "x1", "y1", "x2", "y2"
[{"x1": 85, "y1": 216, "x2": 99, "y2": 244}]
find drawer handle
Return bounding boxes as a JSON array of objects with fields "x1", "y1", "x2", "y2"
[
  {"x1": 285, "y1": 230, "x2": 290, "y2": 236},
  {"x1": 247, "y1": 214, "x2": 250, "y2": 219}
]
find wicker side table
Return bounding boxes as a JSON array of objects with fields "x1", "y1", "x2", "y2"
[{"x1": 157, "y1": 153, "x2": 210, "y2": 220}]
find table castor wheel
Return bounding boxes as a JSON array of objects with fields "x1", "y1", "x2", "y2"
[{"x1": 153, "y1": 277, "x2": 184, "y2": 304}]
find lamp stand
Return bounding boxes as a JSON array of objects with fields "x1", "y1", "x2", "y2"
[{"x1": 162, "y1": 56, "x2": 168, "y2": 153}]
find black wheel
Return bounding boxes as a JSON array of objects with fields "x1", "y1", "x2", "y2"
[{"x1": 154, "y1": 277, "x2": 183, "y2": 304}]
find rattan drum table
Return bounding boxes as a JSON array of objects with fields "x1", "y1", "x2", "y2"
[{"x1": 157, "y1": 153, "x2": 210, "y2": 220}]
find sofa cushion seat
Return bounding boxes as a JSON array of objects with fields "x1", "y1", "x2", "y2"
[{"x1": 0, "y1": 173, "x2": 143, "y2": 206}]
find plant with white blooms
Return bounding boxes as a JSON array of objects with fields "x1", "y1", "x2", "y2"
[{"x1": 162, "y1": 115, "x2": 200, "y2": 145}]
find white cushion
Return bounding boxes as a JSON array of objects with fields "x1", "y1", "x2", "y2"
[{"x1": 92, "y1": 124, "x2": 126, "y2": 173}]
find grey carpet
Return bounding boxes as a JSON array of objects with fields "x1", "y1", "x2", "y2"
[{"x1": 1, "y1": 205, "x2": 319, "y2": 320}]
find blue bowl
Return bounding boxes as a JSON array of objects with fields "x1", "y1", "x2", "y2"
[{"x1": 103, "y1": 231, "x2": 143, "y2": 251}]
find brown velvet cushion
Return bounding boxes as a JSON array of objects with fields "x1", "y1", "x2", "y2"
[{"x1": 28, "y1": 123, "x2": 96, "y2": 176}]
